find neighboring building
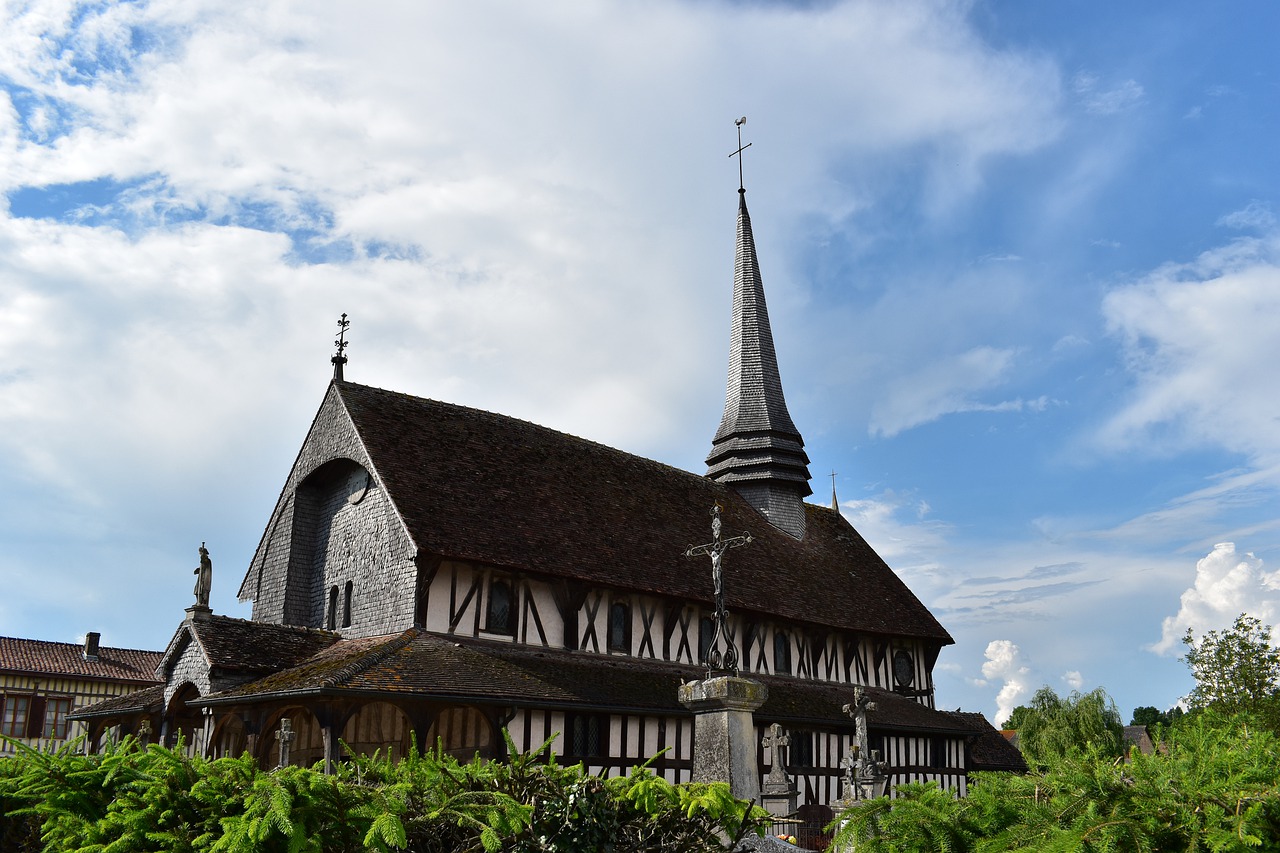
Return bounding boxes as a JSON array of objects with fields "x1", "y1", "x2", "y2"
[
  {"x1": 73, "y1": 184, "x2": 1001, "y2": 807},
  {"x1": 0, "y1": 633, "x2": 161, "y2": 754},
  {"x1": 1122, "y1": 725, "x2": 1158, "y2": 757}
]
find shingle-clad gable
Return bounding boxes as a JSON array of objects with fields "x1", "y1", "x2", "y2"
[
  {"x1": 335, "y1": 381, "x2": 951, "y2": 643},
  {"x1": 159, "y1": 616, "x2": 341, "y2": 678},
  {"x1": 0, "y1": 636, "x2": 161, "y2": 685}
]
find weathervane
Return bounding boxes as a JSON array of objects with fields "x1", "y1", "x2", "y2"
[
  {"x1": 729, "y1": 116, "x2": 751, "y2": 192},
  {"x1": 331, "y1": 313, "x2": 350, "y2": 381},
  {"x1": 830, "y1": 470, "x2": 839, "y2": 510},
  {"x1": 685, "y1": 503, "x2": 753, "y2": 675}
]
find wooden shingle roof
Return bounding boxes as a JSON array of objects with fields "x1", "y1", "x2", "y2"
[
  {"x1": 336, "y1": 381, "x2": 951, "y2": 643},
  {"x1": 0, "y1": 636, "x2": 161, "y2": 685},
  {"x1": 199, "y1": 630, "x2": 973, "y2": 736}
]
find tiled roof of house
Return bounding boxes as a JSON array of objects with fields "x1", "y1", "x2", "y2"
[
  {"x1": 335, "y1": 382, "x2": 952, "y2": 643},
  {"x1": 0, "y1": 636, "x2": 162, "y2": 685},
  {"x1": 201, "y1": 630, "x2": 973, "y2": 736},
  {"x1": 942, "y1": 710, "x2": 1028, "y2": 773}
]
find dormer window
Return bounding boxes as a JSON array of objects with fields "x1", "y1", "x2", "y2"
[
  {"x1": 486, "y1": 578, "x2": 514, "y2": 635},
  {"x1": 607, "y1": 601, "x2": 631, "y2": 653}
]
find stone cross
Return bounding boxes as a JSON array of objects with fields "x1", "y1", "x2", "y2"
[
  {"x1": 762, "y1": 723, "x2": 791, "y2": 790},
  {"x1": 839, "y1": 743, "x2": 860, "y2": 802},
  {"x1": 842, "y1": 685, "x2": 876, "y2": 760},
  {"x1": 193, "y1": 543, "x2": 213, "y2": 609},
  {"x1": 275, "y1": 717, "x2": 295, "y2": 769},
  {"x1": 685, "y1": 504, "x2": 752, "y2": 675}
]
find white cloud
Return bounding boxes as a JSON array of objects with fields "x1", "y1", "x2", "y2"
[
  {"x1": 981, "y1": 639, "x2": 1032, "y2": 726},
  {"x1": 868, "y1": 346, "x2": 1051, "y2": 437},
  {"x1": 1217, "y1": 201, "x2": 1276, "y2": 232},
  {"x1": 1100, "y1": 232, "x2": 1280, "y2": 463},
  {"x1": 1062, "y1": 670, "x2": 1084, "y2": 690},
  {"x1": 1150, "y1": 542, "x2": 1280, "y2": 654}
]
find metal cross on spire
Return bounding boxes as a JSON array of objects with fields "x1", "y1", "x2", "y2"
[
  {"x1": 685, "y1": 503, "x2": 752, "y2": 675},
  {"x1": 331, "y1": 313, "x2": 350, "y2": 381},
  {"x1": 830, "y1": 470, "x2": 839, "y2": 511},
  {"x1": 729, "y1": 116, "x2": 751, "y2": 192}
]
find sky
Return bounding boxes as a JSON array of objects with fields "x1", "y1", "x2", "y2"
[{"x1": 2, "y1": 0, "x2": 1279, "y2": 727}]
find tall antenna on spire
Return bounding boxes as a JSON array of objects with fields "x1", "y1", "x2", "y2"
[
  {"x1": 729, "y1": 116, "x2": 751, "y2": 193},
  {"x1": 331, "y1": 313, "x2": 350, "y2": 382}
]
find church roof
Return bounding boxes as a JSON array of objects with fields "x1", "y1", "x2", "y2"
[
  {"x1": 334, "y1": 381, "x2": 951, "y2": 643},
  {"x1": 199, "y1": 630, "x2": 972, "y2": 736},
  {"x1": 0, "y1": 635, "x2": 162, "y2": 685}
]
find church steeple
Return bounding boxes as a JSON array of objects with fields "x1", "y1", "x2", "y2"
[{"x1": 705, "y1": 167, "x2": 812, "y2": 539}]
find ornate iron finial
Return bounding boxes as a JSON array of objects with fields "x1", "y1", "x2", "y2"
[
  {"x1": 331, "y1": 313, "x2": 350, "y2": 381},
  {"x1": 685, "y1": 503, "x2": 752, "y2": 676},
  {"x1": 729, "y1": 116, "x2": 751, "y2": 193}
]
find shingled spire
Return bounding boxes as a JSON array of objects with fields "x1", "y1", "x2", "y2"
[{"x1": 705, "y1": 186, "x2": 812, "y2": 539}]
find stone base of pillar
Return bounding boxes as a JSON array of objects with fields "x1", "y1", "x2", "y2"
[
  {"x1": 677, "y1": 675, "x2": 767, "y2": 803},
  {"x1": 760, "y1": 787, "x2": 799, "y2": 818}
]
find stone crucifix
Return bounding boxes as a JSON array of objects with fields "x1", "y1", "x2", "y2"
[
  {"x1": 761, "y1": 723, "x2": 792, "y2": 791},
  {"x1": 275, "y1": 718, "x2": 295, "y2": 769},
  {"x1": 685, "y1": 504, "x2": 752, "y2": 675},
  {"x1": 842, "y1": 685, "x2": 876, "y2": 760}
]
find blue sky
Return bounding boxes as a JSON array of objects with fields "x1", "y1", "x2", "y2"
[{"x1": 2, "y1": 0, "x2": 1279, "y2": 725}]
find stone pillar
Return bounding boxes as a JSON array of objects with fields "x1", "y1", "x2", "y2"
[{"x1": 678, "y1": 675, "x2": 767, "y2": 803}]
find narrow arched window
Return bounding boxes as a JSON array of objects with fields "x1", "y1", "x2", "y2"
[
  {"x1": 326, "y1": 586, "x2": 338, "y2": 630},
  {"x1": 774, "y1": 631, "x2": 792, "y2": 675},
  {"x1": 608, "y1": 602, "x2": 630, "y2": 653},
  {"x1": 486, "y1": 578, "x2": 514, "y2": 634},
  {"x1": 342, "y1": 581, "x2": 353, "y2": 628}
]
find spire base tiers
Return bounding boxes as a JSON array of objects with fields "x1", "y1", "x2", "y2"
[{"x1": 727, "y1": 482, "x2": 807, "y2": 540}]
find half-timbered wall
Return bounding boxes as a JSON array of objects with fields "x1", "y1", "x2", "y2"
[
  {"x1": 506, "y1": 710, "x2": 697, "y2": 783},
  {"x1": 420, "y1": 560, "x2": 937, "y2": 705},
  {"x1": 0, "y1": 673, "x2": 151, "y2": 755}
]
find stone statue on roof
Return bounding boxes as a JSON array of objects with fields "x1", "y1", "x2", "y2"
[{"x1": 193, "y1": 542, "x2": 212, "y2": 608}]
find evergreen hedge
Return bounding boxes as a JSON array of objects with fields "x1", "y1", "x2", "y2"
[{"x1": 0, "y1": 734, "x2": 766, "y2": 853}]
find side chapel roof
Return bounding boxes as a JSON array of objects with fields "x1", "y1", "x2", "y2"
[
  {"x1": 158, "y1": 615, "x2": 341, "y2": 681},
  {"x1": 199, "y1": 630, "x2": 972, "y2": 735},
  {"x1": 327, "y1": 381, "x2": 950, "y2": 643}
]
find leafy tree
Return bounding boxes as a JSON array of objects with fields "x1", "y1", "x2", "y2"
[
  {"x1": 1131, "y1": 705, "x2": 1174, "y2": 727},
  {"x1": 1003, "y1": 686, "x2": 1123, "y2": 765},
  {"x1": 831, "y1": 710, "x2": 1280, "y2": 852},
  {"x1": 1182, "y1": 612, "x2": 1280, "y2": 727}
]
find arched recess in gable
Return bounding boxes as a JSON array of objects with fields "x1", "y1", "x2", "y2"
[{"x1": 282, "y1": 458, "x2": 386, "y2": 628}]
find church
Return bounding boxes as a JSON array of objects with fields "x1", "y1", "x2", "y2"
[{"x1": 72, "y1": 177, "x2": 1015, "y2": 814}]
